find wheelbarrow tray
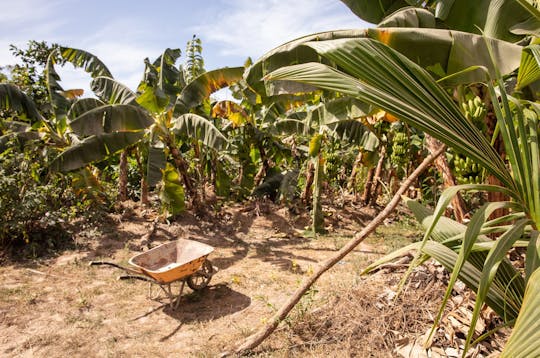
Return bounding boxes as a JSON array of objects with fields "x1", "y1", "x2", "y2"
[{"x1": 129, "y1": 239, "x2": 214, "y2": 284}]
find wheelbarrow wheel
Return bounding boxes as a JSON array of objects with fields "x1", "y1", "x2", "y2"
[{"x1": 187, "y1": 259, "x2": 214, "y2": 290}]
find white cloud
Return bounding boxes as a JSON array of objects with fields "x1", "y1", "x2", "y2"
[
  {"x1": 193, "y1": 0, "x2": 366, "y2": 60},
  {"x1": 1, "y1": 0, "x2": 65, "y2": 26}
]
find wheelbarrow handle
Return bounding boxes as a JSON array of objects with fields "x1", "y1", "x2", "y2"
[
  {"x1": 89, "y1": 261, "x2": 140, "y2": 275},
  {"x1": 118, "y1": 274, "x2": 154, "y2": 282}
]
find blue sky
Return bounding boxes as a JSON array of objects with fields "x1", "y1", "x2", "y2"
[{"x1": 0, "y1": 0, "x2": 369, "y2": 95}]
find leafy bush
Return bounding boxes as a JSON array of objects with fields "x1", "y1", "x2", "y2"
[{"x1": 0, "y1": 142, "x2": 93, "y2": 253}]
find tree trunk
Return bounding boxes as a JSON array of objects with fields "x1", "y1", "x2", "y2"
[
  {"x1": 360, "y1": 167, "x2": 375, "y2": 205},
  {"x1": 118, "y1": 150, "x2": 128, "y2": 202},
  {"x1": 369, "y1": 145, "x2": 386, "y2": 206},
  {"x1": 134, "y1": 150, "x2": 149, "y2": 205},
  {"x1": 425, "y1": 135, "x2": 467, "y2": 223},
  {"x1": 253, "y1": 146, "x2": 269, "y2": 187},
  {"x1": 169, "y1": 145, "x2": 201, "y2": 209},
  {"x1": 223, "y1": 145, "x2": 446, "y2": 357},
  {"x1": 301, "y1": 159, "x2": 315, "y2": 204},
  {"x1": 312, "y1": 155, "x2": 325, "y2": 234}
]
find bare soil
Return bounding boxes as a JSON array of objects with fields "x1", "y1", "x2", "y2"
[{"x1": 0, "y1": 200, "x2": 507, "y2": 357}]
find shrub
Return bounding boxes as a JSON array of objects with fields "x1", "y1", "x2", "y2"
[{"x1": 0, "y1": 142, "x2": 98, "y2": 254}]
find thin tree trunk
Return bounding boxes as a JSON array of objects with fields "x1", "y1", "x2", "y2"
[
  {"x1": 223, "y1": 145, "x2": 446, "y2": 357},
  {"x1": 118, "y1": 150, "x2": 128, "y2": 202},
  {"x1": 312, "y1": 155, "x2": 324, "y2": 233},
  {"x1": 301, "y1": 159, "x2": 315, "y2": 204},
  {"x1": 134, "y1": 150, "x2": 149, "y2": 205},
  {"x1": 169, "y1": 145, "x2": 201, "y2": 209},
  {"x1": 369, "y1": 145, "x2": 386, "y2": 206},
  {"x1": 360, "y1": 167, "x2": 375, "y2": 205},
  {"x1": 425, "y1": 135, "x2": 467, "y2": 223},
  {"x1": 253, "y1": 146, "x2": 269, "y2": 187}
]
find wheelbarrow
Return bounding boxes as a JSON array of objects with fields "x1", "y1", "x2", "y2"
[{"x1": 90, "y1": 239, "x2": 215, "y2": 309}]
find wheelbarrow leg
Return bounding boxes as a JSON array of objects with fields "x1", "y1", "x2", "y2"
[
  {"x1": 173, "y1": 281, "x2": 185, "y2": 310},
  {"x1": 159, "y1": 281, "x2": 186, "y2": 310}
]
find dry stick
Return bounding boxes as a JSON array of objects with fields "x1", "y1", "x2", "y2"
[{"x1": 225, "y1": 145, "x2": 446, "y2": 357}]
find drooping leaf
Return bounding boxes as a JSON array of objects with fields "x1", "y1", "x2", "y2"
[
  {"x1": 378, "y1": 7, "x2": 437, "y2": 28},
  {"x1": 67, "y1": 98, "x2": 105, "y2": 120},
  {"x1": 50, "y1": 131, "x2": 145, "y2": 172},
  {"x1": 245, "y1": 28, "x2": 522, "y2": 95},
  {"x1": 0, "y1": 83, "x2": 44, "y2": 122},
  {"x1": 46, "y1": 49, "x2": 70, "y2": 133},
  {"x1": 175, "y1": 67, "x2": 244, "y2": 113},
  {"x1": 308, "y1": 133, "x2": 323, "y2": 157},
  {"x1": 91, "y1": 76, "x2": 137, "y2": 105},
  {"x1": 60, "y1": 47, "x2": 113, "y2": 78},
  {"x1": 147, "y1": 144, "x2": 166, "y2": 187},
  {"x1": 340, "y1": 0, "x2": 411, "y2": 24},
  {"x1": 171, "y1": 113, "x2": 229, "y2": 151},
  {"x1": 156, "y1": 48, "x2": 182, "y2": 101},
  {"x1": 69, "y1": 104, "x2": 153, "y2": 137},
  {"x1": 422, "y1": 240, "x2": 521, "y2": 323}
]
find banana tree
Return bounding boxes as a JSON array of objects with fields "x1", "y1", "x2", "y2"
[{"x1": 50, "y1": 45, "x2": 243, "y2": 212}]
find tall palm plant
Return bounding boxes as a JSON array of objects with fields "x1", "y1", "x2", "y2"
[{"x1": 263, "y1": 33, "x2": 540, "y2": 355}]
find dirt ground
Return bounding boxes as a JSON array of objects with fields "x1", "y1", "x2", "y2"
[{"x1": 0, "y1": 200, "x2": 508, "y2": 357}]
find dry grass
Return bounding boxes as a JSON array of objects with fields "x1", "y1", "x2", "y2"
[{"x1": 0, "y1": 200, "x2": 508, "y2": 357}]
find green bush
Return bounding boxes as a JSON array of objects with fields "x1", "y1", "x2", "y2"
[{"x1": 0, "y1": 143, "x2": 83, "y2": 252}]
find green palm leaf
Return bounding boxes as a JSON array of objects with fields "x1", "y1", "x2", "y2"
[
  {"x1": 0, "y1": 83, "x2": 44, "y2": 122},
  {"x1": 175, "y1": 67, "x2": 244, "y2": 113},
  {"x1": 171, "y1": 113, "x2": 229, "y2": 151},
  {"x1": 67, "y1": 98, "x2": 105, "y2": 120},
  {"x1": 50, "y1": 131, "x2": 145, "y2": 172},
  {"x1": 69, "y1": 104, "x2": 153, "y2": 137},
  {"x1": 91, "y1": 76, "x2": 137, "y2": 105},
  {"x1": 60, "y1": 47, "x2": 113, "y2": 78}
]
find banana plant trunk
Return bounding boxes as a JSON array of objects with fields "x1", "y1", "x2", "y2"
[
  {"x1": 253, "y1": 146, "x2": 269, "y2": 187},
  {"x1": 369, "y1": 145, "x2": 386, "y2": 206},
  {"x1": 301, "y1": 159, "x2": 315, "y2": 203},
  {"x1": 312, "y1": 154, "x2": 325, "y2": 234},
  {"x1": 135, "y1": 150, "x2": 149, "y2": 205},
  {"x1": 169, "y1": 145, "x2": 200, "y2": 209},
  {"x1": 118, "y1": 150, "x2": 128, "y2": 202},
  {"x1": 425, "y1": 135, "x2": 467, "y2": 223},
  {"x1": 360, "y1": 167, "x2": 376, "y2": 205}
]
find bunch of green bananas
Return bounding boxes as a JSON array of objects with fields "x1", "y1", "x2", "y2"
[
  {"x1": 453, "y1": 153, "x2": 483, "y2": 184},
  {"x1": 462, "y1": 96, "x2": 486, "y2": 122},
  {"x1": 391, "y1": 131, "x2": 408, "y2": 167}
]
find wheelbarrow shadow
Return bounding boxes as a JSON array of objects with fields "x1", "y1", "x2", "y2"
[
  {"x1": 163, "y1": 283, "x2": 250, "y2": 320},
  {"x1": 151, "y1": 283, "x2": 250, "y2": 341}
]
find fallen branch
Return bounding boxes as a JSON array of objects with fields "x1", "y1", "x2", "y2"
[{"x1": 223, "y1": 145, "x2": 445, "y2": 356}]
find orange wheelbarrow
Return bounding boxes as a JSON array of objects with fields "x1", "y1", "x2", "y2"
[{"x1": 90, "y1": 239, "x2": 215, "y2": 309}]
